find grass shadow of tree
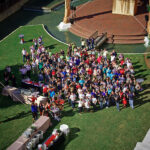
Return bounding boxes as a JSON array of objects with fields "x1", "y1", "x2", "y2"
[
  {"x1": 0, "y1": 110, "x2": 31, "y2": 123},
  {"x1": 59, "y1": 127, "x2": 80, "y2": 150}
]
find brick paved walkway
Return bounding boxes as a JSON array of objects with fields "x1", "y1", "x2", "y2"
[{"x1": 69, "y1": 0, "x2": 148, "y2": 44}]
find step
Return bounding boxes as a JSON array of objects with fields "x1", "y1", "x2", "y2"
[
  {"x1": 106, "y1": 31, "x2": 147, "y2": 36},
  {"x1": 107, "y1": 38, "x2": 144, "y2": 44},
  {"x1": 69, "y1": 26, "x2": 90, "y2": 39},
  {"x1": 71, "y1": 22, "x2": 93, "y2": 35},
  {"x1": 107, "y1": 35, "x2": 145, "y2": 40}
]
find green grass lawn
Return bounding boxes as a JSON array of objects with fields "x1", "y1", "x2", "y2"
[
  {"x1": 0, "y1": 25, "x2": 150, "y2": 150},
  {"x1": 0, "y1": 24, "x2": 67, "y2": 150}
]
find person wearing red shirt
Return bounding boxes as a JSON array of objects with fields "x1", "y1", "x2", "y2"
[
  {"x1": 85, "y1": 58, "x2": 89, "y2": 65},
  {"x1": 72, "y1": 66, "x2": 78, "y2": 74},
  {"x1": 97, "y1": 56, "x2": 102, "y2": 64},
  {"x1": 120, "y1": 60, "x2": 124, "y2": 66},
  {"x1": 31, "y1": 96, "x2": 37, "y2": 103},
  {"x1": 52, "y1": 70, "x2": 56, "y2": 76},
  {"x1": 122, "y1": 94, "x2": 127, "y2": 108},
  {"x1": 76, "y1": 84, "x2": 81, "y2": 89},
  {"x1": 28, "y1": 95, "x2": 37, "y2": 103},
  {"x1": 43, "y1": 86, "x2": 48, "y2": 96},
  {"x1": 120, "y1": 68, "x2": 125, "y2": 75},
  {"x1": 87, "y1": 68, "x2": 93, "y2": 76}
]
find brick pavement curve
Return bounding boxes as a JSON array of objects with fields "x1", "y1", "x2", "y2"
[{"x1": 69, "y1": 0, "x2": 148, "y2": 44}]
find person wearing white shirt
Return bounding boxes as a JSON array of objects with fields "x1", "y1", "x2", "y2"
[
  {"x1": 79, "y1": 92, "x2": 85, "y2": 100},
  {"x1": 22, "y1": 48, "x2": 26, "y2": 63},
  {"x1": 78, "y1": 99, "x2": 84, "y2": 113},
  {"x1": 85, "y1": 98, "x2": 90, "y2": 111},
  {"x1": 77, "y1": 88, "x2": 82, "y2": 95},
  {"x1": 70, "y1": 93, "x2": 76, "y2": 109},
  {"x1": 35, "y1": 58, "x2": 39, "y2": 66},
  {"x1": 32, "y1": 60, "x2": 37, "y2": 74},
  {"x1": 86, "y1": 91, "x2": 92, "y2": 99},
  {"x1": 111, "y1": 55, "x2": 115, "y2": 62},
  {"x1": 91, "y1": 96, "x2": 97, "y2": 111},
  {"x1": 103, "y1": 49, "x2": 108, "y2": 60}
]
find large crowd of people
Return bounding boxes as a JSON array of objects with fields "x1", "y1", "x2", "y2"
[{"x1": 4, "y1": 36, "x2": 142, "y2": 121}]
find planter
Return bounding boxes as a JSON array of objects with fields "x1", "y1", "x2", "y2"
[{"x1": 26, "y1": 141, "x2": 32, "y2": 150}]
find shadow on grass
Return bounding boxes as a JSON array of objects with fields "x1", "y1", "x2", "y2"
[
  {"x1": 0, "y1": 94, "x2": 21, "y2": 109},
  {"x1": 59, "y1": 127, "x2": 80, "y2": 150},
  {"x1": 134, "y1": 96, "x2": 150, "y2": 109},
  {"x1": 62, "y1": 109, "x2": 76, "y2": 117},
  {"x1": 25, "y1": 39, "x2": 33, "y2": 43},
  {"x1": 45, "y1": 44, "x2": 57, "y2": 49},
  {"x1": 134, "y1": 64, "x2": 142, "y2": 70},
  {"x1": 0, "y1": 110, "x2": 31, "y2": 123},
  {"x1": 135, "y1": 69, "x2": 147, "y2": 74},
  {"x1": 132, "y1": 61, "x2": 139, "y2": 66}
]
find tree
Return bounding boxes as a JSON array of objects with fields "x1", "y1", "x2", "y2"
[{"x1": 63, "y1": 0, "x2": 71, "y2": 24}]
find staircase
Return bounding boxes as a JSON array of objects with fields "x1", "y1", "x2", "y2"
[
  {"x1": 134, "y1": 129, "x2": 150, "y2": 150},
  {"x1": 107, "y1": 34, "x2": 145, "y2": 44},
  {"x1": 69, "y1": 23, "x2": 146, "y2": 44},
  {"x1": 69, "y1": 23, "x2": 92, "y2": 39}
]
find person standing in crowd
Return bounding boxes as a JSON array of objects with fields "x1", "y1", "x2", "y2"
[
  {"x1": 91, "y1": 37, "x2": 95, "y2": 49},
  {"x1": 31, "y1": 103, "x2": 38, "y2": 122},
  {"x1": 34, "y1": 103, "x2": 38, "y2": 120},
  {"x1": 85, "y1": 97, "x2": 90, "y2": 112},
  {"x1": 18, "y1": 37, "x2": 141, "y2": 117},
  {"x1": 39, "y1": 103, "x2": 44, "y2": 116},
  {"x1": 128, "y1": 90, "x2": 135, "y2": 109},
  {"x1": 105, "y1": 93, "x2": 110, "y2": 108},
  {"x1": 98, "y1": 94, "x2": 104, "y2": 110},
  {"x1": 33, "y1": 38, "x2": 38, "y2": 49},
  {"x1": 19, "y1": 66, "x2": 27, "y2": 79},
  {"x1": 81, "y1": 38, "x2": 85, "y2": 49},
  {"x1": 24, "y1": 62, "x2": 31, "y2": 78},
  {"x1": 22, "y1": 48, "x2": 26, "y2": 63},
  {"x1": 122, "y1": 94, "x2": 127, "y2": 108},
  {"x1": 91, "y1": 95, "x2": 97, "y2": 111},
  {"x1": 114, "y1": 92, "x2": 120, "y2": 111},
  {"x1": 78, "y1": 99, "x2": 84, "y2": 114},
  {"x1": 70, "y1": 92, "x2": 76, "y2": 110}
]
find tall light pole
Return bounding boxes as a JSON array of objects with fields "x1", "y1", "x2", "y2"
[{"x1": 63, "y1": 0, "x2": 71, "y2": 24}]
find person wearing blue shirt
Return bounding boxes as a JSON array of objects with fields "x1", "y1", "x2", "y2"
[
  {"x1": 31, "y1": 103, "x2": 38, "y2": 122},
  {"x1": 107, "y1": 87, "x2": 112, "y2": 95},
  {"x1": 91, "y1": 89, "x2": 96, "y2": 98},
  {"x1": 75, "y1": 58, "x2": 80, "y2": 66},
  {"x1": 61, "y1": 69, "x2": 67, "y2": 78},
  {"x1": 79, "y1": 78, "x2": 85, "y2": 87},
  {"x1": 50, "y1": 90, "x2": 55, "y2": 98}
]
